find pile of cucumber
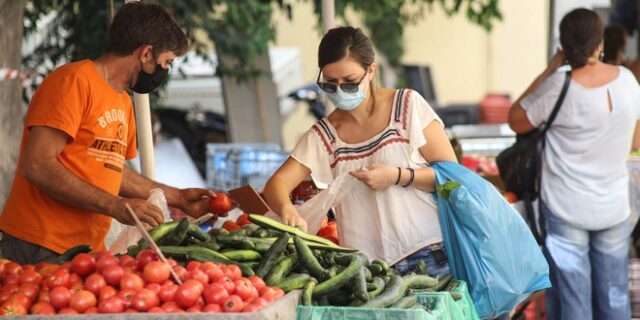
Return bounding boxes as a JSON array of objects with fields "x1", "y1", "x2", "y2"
[{"x1": 127, "y1": 214, "x2": 461, "y2": 310}]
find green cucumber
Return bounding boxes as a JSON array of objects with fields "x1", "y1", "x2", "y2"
[
  {"x1": 220, "y1": 250, "x2": 262, "y2": 262},
  {"x1": 313, "y1": 255, "x2": 362, "y2": 297},
  {"x1": 197, "y1": 239, "x2": 221, "y2": 251},
  {"x1": 367, "y1": 277, "x2": 386, "y2": 299},
  {"x1": 334, "y1": 254, "x2": 355, "y2": 266},
  {"x1": 58, "y1": 244, "x2": 91, "y2": 262},
  {"x1": 302, "y1": 277, "x2": 318, "y2": 306},
  {"x1": 404, "y1": 273, "x2": 438, "y2": 290},
  {"x1": 255, "y1": 233, "x2": 290, "y2": 278},
  {"x1": 159, "y1": 245, "x2": 230, "y2": 262},
  {"x1": 216, "y1": 234, "x2": 256, "y2": 250},
  {"x1": 391, "y1": 296, "x2": 417, "y2": 309},
  {"x1": 139, "y1": 221, "x2": 179, "y2": 250},
  {"x1": 187, "y1": 224, "x2": 211, "y2": 242},
  {"x1": 208, "y1": 228, "x2": 229, "y2": 237},
  {"x1": 274, "y1": 273, "x2": 311, "y2": 292},
  {"x1": 372, "y1": 259, "x2": 389, "y2": 274},
  {"x1": 252, "y1": 228, "x2": 270, "y2": 238},
  {"x1": 361, "y1": 273, "x2": 404, "y2": 308},
  {"x1": 248, "y1": 214, "x2": 348, "y2": 249},
  {"x1": 265, "y1": 255, "x2": 298, "y2": 286},
  {"x1": 434, "y1": 273, "x2": 453, "y2": 291},
  {"x1": 158, "y1": 218, "x2": 190, "y2": 246},
  {"x1": 367, "y1": 263, "x2": 384, "y2": 276},
  {"x1": 294, "y1": 236, "x2": 329, "y2": 280},
  {"x1": 352, "y1": 263, "x2": 369, "y2": 301},
  {"x1": 327, "y1": 289, "x2": 355, "y2": 306},
  {"x1": 415, "y1": 260, "x2": 428, "y2": 275}
]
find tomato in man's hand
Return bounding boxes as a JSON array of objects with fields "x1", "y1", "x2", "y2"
[{"x1": 209, "y1": 193, "x2": 233, "y2": 215}]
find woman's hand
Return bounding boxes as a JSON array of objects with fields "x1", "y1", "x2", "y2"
[
  {"x1": 349, "y1": 164, "x2": 398, "y2": 191},
  {"x1": 281, "y1": 204, "x2": 308, "y2": 232}
]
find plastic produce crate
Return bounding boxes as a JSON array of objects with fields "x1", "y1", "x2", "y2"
[
  {"x1": 416, "y1": 280, "x2": 479, "y2": 320},
  {"x1": 206, "y1": 143, "x2": 287, "y2": 191}
]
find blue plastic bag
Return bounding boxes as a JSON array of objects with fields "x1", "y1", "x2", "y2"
[{"x1": 432, "y1": 162, "x2": 550, "y2": 319}]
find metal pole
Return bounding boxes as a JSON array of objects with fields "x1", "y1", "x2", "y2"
[
  {"x1": 124, "y1": 0, "x2": 155, "y2": 179},
  {"x1": 321, "y1": 0, "x2": 335, "y2": 34}
]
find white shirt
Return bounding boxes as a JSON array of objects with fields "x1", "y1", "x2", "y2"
[
  {"x1": 291, "y1": 89, "x2": 443, "y2": 263},
  {"x1": 521, "y1": 67, "x2": 640, "y2": 230}
]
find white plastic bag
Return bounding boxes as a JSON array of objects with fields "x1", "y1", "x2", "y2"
[
  {"x1": 264, "y1": 172, "x2": 358, "y2": 234},
  {"x1": 109, "y1": 188, "x2": 171, "y2": 254}
]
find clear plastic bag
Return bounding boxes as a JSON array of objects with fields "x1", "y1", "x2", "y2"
[
  {"x1": 109, "y1": 188, "x2": 171, "y2": 254},
  {"x1": 264, "y1": 172, "x2": 358, "y2": 234}
]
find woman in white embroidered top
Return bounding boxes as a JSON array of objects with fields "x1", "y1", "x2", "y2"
[
  {"x1": 508, "y1": 9, "x2": 640, "y2": 320},
  {"x1": 263, "y1": 26, "x2": 457, "y2": 278}
]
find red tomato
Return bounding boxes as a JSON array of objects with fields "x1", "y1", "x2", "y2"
[
  {"x1": 242, "y1": 303, "x2": 261, "y2": 312},
  {"x1": 58, "y1": 307, "x2": 78, "y2": 314},
  {"x1": 18, "y1": 269, "x2": 42, "y2": 285},
  {"x1": 37, "y1": 264, "x2": 59, "y2": 279},
  {"x1": 69, "y1": 281, "x2": 84, "y2": 295},
  {"x1": 174, "y1": 281, "x2": 202, "y2": 308},
  {"x1": 188, "y1": 268, "x2": 209, "y2": 286},
  {"x1": 161, "y1": 301, "x2": 181, "y2": 313},
  {"x1": 18, "y1": 283, "x2": 39, "y2": 302},
  {"x1": 0, "y1": 302, "x2": 27, "y2": 316},
  {"x1": 233, "y1": 278, "x2": 257, "y2": 301},
  {"x1": 199, "y1": 262, "x2": 216, "y2": 272},
  {"x1": 124, "y1": 308, "x2": 138, "y2": 313},
  {"x1": 95, "y1": 255, "x2": 119, "y2": 273},
  {"x1": 158, "y1": 284, "x2": 178, "y2": 303},
  {"x1": 49, "y1": 286, "x2": 71, "y2": 309},
  {"x1": 2, "y1": 274, "x2": 18, "y2": 287},
  {"x1": 131, "y1": 288, "x2": 159, "y2": 312},
  {"x1": 30, "y1": 302, "x2": 55, "y2": 315},
  {"x1": 223, "y1": 264, "x2": 242, "y2": 281},
  {"x1": 117, "y1": 254, "x2": 133, "y2": 266},
  {"x1": 148, "y1": 306, "x2": 165, "y2": 313},
  {"x1": 248, "y1": 276, "x2": 266, "y2": 291},
  {"x1": 166, "y1": 258, "x2": 178, "y2": 267},
  {"x1": 68, "y1": 272, "x2": 82, "y2": 284},
  {"x1": 116, "y1": 289, "x2": 135, "y2": 309},
  {"x1": 97, "y1": 296, "x2": 124, "y2": 314},
  {"x1": 214, "y1": 276, "x2": 235, "y2": 293},
  {"x1": 259, "y1": 287, "x2": 279, "y2": 303},
  {"x1": 120, "y1": 273, "x2": 144, "y2": 291},
  {"x1": 98, "y1": 285, "x2": 117, "y2": 301},
  {"x1": 84, "y1": 306, "x2": 98, "y2": 314},
  {"x1": 84, "y1": 273, "x2": 106, "y2": 296},
  {"x1": 187, "y1": 304, "x2": 202, "y2": 312},
  {"x1": 251, "y1": 297, "x2": 268, "y2": 308},
  {"x1": 203, "y1": 303, "x2": 222, "y2": 313},
  {"x1": 186, "y1": 260, "x2": 202, "y2": 272},
  {"x1": 209, "y1": 192, "x2": 233, "y2": 214},
  {"x1": 173, "y1": 265, "x2": 188, "y2": 282},
  {"x1": 69, "y1": 290, "x2": 96, "y2": 313},
  {"x1": 222, "y1": 220, "x2": 241, "y2": 231},
  {"x1": 236, "y1": 213, "x2": 251, "y2": 226},
  {"x1": 101, "y1": 265, "x2": 124, "y2": 288},
  {"x1": 143, "y1": 261, "x2": 171, "y2": 284},
  {"x1": 273, "y1": 287, "x2": 284, "y2": 299},
  {"x1": 7, "y1": 293, "x2": 31, "y2": 309},
  {"x1": 92, "y1": 250, "x2": 113, "y2": 262},
  {"x1": 45, "y1": 268, "x2": 70, "y2": 290},
  {"x1": 146, "y1": 282, "x2": 162, "y2": 294},
  {"x1": 71, "y1": 253, "x2": 96, "y2": 277},
  {"x1": 4, "y1": 262, "x2": 22, "y2": 276},
  {"x1": 0, "y1": 290, "x2": 12, "y2": 305},
  {"x1": 203, "y1": 284, "x2": 229, "y2": 305},
  {"x1": 204, "y1": 265, "x2": 225, "y2": 282},
  {"x1": 136, "y1": 249, "x2": 158, "y2": 270},
  {"x1": 184, "y1": 278, "x2": 204, "y2": 293},
  {"x1": 37, "y1": 289, "x2": 50, "y2": 304},
  {"x1": 222, "y1": 295, "x2": 244, "y2": 313}
]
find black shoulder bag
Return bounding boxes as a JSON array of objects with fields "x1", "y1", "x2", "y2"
[{"x1": 496, "y1": 71, "x2": 570, "y2": 245}]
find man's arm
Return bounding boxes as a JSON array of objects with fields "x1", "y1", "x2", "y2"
[
  {"x1": 22, "y1": 126, "x2": 164, "y2": 226},
  {"x1": 121, "y1": 164, "x2": 216, "y2": 218}
]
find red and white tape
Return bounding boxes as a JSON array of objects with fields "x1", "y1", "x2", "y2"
[{"x1": 0, "y1": 67, "x2": 26, "y2": 81}]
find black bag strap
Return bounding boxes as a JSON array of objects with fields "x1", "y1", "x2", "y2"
[{"x1": 540, "y1": 71, "x2": 571, "y2": 135}]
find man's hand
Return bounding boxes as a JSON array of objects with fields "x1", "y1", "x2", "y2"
[
  {"x1": 174, "y1": 188, "x2": 217, "y2": 219},
  {"x1": 112, "y1": 198, "x2": 164, "y2": 227},
  {"x1": 349, "y1": 164, "x2": 397, "y2": 191}
]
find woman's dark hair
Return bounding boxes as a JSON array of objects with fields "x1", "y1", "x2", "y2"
[
  {"x1": 603, "y1": 25, "x2": 627, "y2": 65},
  {"x1": 105, "y1": 2, "x2": 188, "y2": 57},
  {"x1": 560, "y1": 8, "x2": 604, "y2": 69},
  {"x1": 318, "y1": 27, "x2": 375, "y2": 70}
]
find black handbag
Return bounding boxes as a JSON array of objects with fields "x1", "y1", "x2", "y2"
[{"x1": 496, "y1": 71, "x2": 570, "y2": 245}]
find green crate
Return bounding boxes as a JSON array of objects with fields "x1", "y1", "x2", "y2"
[
  {"x1": 416, "y1": 280, "x2": 479, "y2": 320},
  {"x1": 296, "y1": 293, "x2": 453, "y2": 320}
]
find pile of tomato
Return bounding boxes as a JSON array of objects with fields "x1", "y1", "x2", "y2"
[{"x1": 0, "y1": 249, "x2": 284, "y2": 315}]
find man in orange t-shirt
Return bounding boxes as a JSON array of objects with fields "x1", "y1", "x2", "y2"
[{"x1": 0, "y1": 3, "x2": 217, "y2": 264}]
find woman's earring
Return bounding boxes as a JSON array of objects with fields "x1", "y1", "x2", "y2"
[{"x1": 599, "y1": 51, "x2": 604, "y2": 61}]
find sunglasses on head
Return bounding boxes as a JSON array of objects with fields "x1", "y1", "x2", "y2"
[{"x1": 316, "y1": 70, "x2": 367, "y2": 93}]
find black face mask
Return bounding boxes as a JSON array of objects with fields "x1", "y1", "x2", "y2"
[{"x1": 131, "y1": 59, "x2": 168, "y2": 94}]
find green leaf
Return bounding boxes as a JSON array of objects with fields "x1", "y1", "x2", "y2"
[{"x1": 436, "y1": 180, "x2": 461, "y2": 200}]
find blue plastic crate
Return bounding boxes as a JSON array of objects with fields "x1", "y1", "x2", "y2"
[{"x1": 206, "y1": 143, "x2": 287, "y2": 191}]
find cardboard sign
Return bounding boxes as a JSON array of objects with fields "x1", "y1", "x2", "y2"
[{"x1": 228, "y1": 185, "x2": 271, "y2": 214}]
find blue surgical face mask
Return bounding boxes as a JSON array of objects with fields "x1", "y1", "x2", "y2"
[{"x1": 326, "y1": 82, "x2": 366, "y2": 111}]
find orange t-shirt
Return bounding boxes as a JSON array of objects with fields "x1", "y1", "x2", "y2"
[{"x1": 0, "y1": 60, "x2": 137, "y2": 253}]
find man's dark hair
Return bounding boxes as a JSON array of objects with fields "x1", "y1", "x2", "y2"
[{"x1": 105, "y1": 2, "x2": 188, "y2": 57}]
